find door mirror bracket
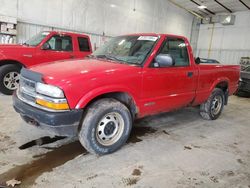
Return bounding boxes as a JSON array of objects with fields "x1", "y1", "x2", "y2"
[{"x1": 41, "y1": 43, "x2": 50, "y2": 50}]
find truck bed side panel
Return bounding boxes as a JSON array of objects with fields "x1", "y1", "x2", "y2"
[{"x1": 193, "y1": 64, "x2": 240, "y2": 105}]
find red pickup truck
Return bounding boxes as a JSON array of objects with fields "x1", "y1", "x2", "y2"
[
  {"x1": 0, "y1": 31, "x2": 92, "y2": 95},
  {"x1": 13, "y1": 33, "x2": 240, "y2": 155}
]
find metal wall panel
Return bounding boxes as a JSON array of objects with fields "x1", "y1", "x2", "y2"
[{"x1": 196, "y1": 11, "x2": 250, "y2": 65}]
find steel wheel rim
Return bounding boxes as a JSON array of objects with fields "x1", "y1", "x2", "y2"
[
  {"x1": 96, "y1": 112, "x2": 125, "y2": 146},
  {"x1": 211, "y1": 95, "x2": 222, "y2": 116},
  {"x1": 3, "y1": 72, "x2": 20, "y2": 90}
]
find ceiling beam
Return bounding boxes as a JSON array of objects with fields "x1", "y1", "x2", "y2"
[
  {"x1": 190, "y1": 0, "x2": 215, "y2": 15},
  {"x1": 214, "y1": 0, "x2": 233, "y2": 13},
  {"x1": 168, "y1": 0, "x2": 204, "y2": 19},
  {"x1": 238, "y1": 0, "x2": 250, "y2": 10}
]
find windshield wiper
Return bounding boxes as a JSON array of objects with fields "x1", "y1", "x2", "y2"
[
  {"x1": 95, "y1": 54, "x2": 140, "y2": 65},
  {"x1": 95, "y1": 55, "x2": 128, "y2": 64}
]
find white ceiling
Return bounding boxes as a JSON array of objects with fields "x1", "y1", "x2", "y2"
[{"x1": 174, "y1": 0, "x2": 250, "y2": 16}]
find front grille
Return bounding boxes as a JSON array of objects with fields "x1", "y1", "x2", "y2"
[
  {"x1": 19, "y1": 76, "x2": 36, "y2": 91},
  {"x1": 18, "y1": 76, "x2": 37, "y2": 103}
]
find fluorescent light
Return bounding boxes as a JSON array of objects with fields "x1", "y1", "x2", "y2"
[
  {"x1": 110, "y1": 4, "x2": 116, "y2": 8},
  {"x1": 198, "y1": 5, "x2": 207, "y2": 9},
  {"x1": 225, "y1": 16, "x2": 231, "y2": 22}
]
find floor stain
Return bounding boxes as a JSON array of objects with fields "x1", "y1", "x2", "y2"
[
  {"x1": 0, "y1": 126, "x2": 157, "y2": 187},
  {"x1": 210, "y1": 176, "x2": 219, "y2": 183},
  {"x1": 0, "y1": 141, "x2": 86, "y2": 187},
  {"x1": 122, "y1": 177, "x2": 139, "y2": 186},
  {"x1": 132, "y1": 169, "x2": 141, "y2": 176},
  {"x1": 192, "y1": 144, "x2": 201, "y2": 148},
  {"x1": 237, "y1": 158, "x2": 244, "y2": 164},
  {"x1": 162, "y1": 130, "x2": 170, "y2": 135},
  {"x1": 86, "y1": 174, "x2": 98, "y2": 181},
  {"x1": 19, "y1": 136, "x2": 66, "y2": 150},
  {"x1": 128, "y1": 126, "x2": 157, "y2": 143},
  {"x1": 184, "y1": 146, "x2": 192, "y2": 150}
]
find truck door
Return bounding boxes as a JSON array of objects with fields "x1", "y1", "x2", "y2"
[
  {"x1": 74, "y1": 36, "x2": 92, "y2": 58},
  {"x1": 141, "y1": 37, "x2": 197, "y2": 115},
  {"x1": 36, "y1": 34, "x2": 75, "y2": 63}
]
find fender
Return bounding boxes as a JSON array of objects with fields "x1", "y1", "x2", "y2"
[
  {"x1": 0, "y1": 58, "x2": 25, "y2": 67},
  {"x1": 209, "y1": 77, "x2": 229, "y2": 93},
  {"x1": 75, "y1": 85, "x2": 140, "y2": 110}
]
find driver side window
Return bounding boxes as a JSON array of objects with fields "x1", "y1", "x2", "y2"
[
  {"x1": 160, "y1": 37, "x2": 189, "y2": 66},
  {"x1": 46, "y1": 35, "x2": 73, "y2": 51}
]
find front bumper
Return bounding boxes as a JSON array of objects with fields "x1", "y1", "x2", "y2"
[{"x1": 13, "y1": 93, "x2": 83, "y2": 136}]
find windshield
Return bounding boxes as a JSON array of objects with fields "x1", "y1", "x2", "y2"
[
  {"x1": 24, "y1": 31, "x2": 50, "y2": 46},
  {"x1": 92, "y1": 35, "x2": 158, "y2": 65}
]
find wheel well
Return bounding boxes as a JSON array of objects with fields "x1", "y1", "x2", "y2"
[
  {"x1": 215, "y1": 81, "x2": 229, "y2": 105},
  {"x1": 0, "y1": 60, "x2": 24, "y2": 69},
  {"x1": 215, "y1": 81, "x2": 228, "y2": 93},
  {"x1": 86, "y1": 92, "x2": 138, "y2": 119}
]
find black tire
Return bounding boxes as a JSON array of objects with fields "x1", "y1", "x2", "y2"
[
  {"x1": 78, "y1": 98, "x2": 132, "y2": 155},
  {"x1": 200, "y1": 88, "x2": 225, "y2": 120},
  {"x1": 0, "y1": 64, "x2": 21, "y2": 95}
]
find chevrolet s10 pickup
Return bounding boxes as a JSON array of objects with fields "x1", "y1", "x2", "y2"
[{"x1": 13, "y1": 33, "x2": 240, "y2": 155}]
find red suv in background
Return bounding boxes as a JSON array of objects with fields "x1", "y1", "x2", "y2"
[{"x1": 0, "y1": 31, "x2": 92, "y2": 95}]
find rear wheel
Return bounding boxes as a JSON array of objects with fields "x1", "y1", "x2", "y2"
[
  {"x1": 0, "y1": 64, "x2": 21, "y2": 95},
  {"x1": 78, "y1": 98, "x2": 132, "y2": 155},
  {"x1": 200, "y1": 88, "x2": 225, "y2": 120}
]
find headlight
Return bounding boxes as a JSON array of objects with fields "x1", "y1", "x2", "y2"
[
  {"x1": 36, "y1": 98, "x2": 69, "y2": 110},
  {"x1": 35, "y1": 83, "x2": 69, "y2": 110},
  {"x1": 36, "y1": 83, "x2": 64, "y2": 98},
  {"x1": 239, "y1": 78, "x2": 242, "y2": 82}
]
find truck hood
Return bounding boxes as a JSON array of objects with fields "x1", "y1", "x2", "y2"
[
  {"x1": 0, "y1": 44, "x2": 33, "y2": 50},
  {"x1": 29, "y1": 58, "x2": 141, "y2": 85}
]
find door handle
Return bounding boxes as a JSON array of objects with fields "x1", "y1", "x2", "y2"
[
  {"x1": 187, "y1": 72, "x2": 193, "y2": 77},
  {"x1": 70, "y1": 55, "x2": 75, "y2": 58}
]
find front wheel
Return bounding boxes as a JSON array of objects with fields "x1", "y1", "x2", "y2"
[
  {"x1": 0, "y1": 64, "x2": 21, "y2": 95},
  {"x1": 78, "y1": 98, "x2": 132, "y2": 155},
  {"x1": 200, "y1": 88, "x2": 225, "y2": 120}
]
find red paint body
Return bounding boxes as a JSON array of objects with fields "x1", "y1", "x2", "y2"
[
  {"x1": 0, "y1": 31, "x2": 92, "y2": 67},
  {"x1": 29, "y1": 34, "x2": 240, "y2": 118}
]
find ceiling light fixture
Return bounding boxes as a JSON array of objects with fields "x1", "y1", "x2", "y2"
[
  {"x1": 198, "y1": 5, "x2": 207, "y2": 9},
  {"x1": 110, "y1": 4, "x2": 116, "y2": 8}
]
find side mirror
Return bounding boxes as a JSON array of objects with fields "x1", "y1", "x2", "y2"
[
  {"x1": 41, "y1": 43, "x2": 50, "y2": 50},
  {"x1": 195, "y1": 57, "x2": 201, "y2": 64},
  {"x1": 153, "y1": 54, "x2": 174, "y2": 68}
]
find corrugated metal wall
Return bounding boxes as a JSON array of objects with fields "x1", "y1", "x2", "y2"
[{"x1": 196, "y1": 11, "x2": 250, "y2": 65}]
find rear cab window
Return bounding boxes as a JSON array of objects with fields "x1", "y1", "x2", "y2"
[{"x1": 78, "y1": 37, "x2": 90, "y2": 52}]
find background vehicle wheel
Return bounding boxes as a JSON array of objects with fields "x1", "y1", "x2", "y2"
[
  {"x1": 235, "y1": 90, "x2": 250, "y2": 98},
  {"x1": 200, "y1": 88, "x2": 225, "y2": 120},
  {"x1": 0, "y1": 64, "x2": 21, "y2": 95},
  {"x1": 78, "y1": 98, "x2": 132, "y2": 155}
]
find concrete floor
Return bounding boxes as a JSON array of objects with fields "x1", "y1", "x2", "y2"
[{"x1": 0, "y1": 94, "x2": 249, "y2": 188}]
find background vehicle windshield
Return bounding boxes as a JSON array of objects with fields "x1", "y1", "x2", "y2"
[
  {"x1": 24, "y1": 32, "x2": 50, "y2": 46},
  {"x1": 93, "y1": 35, "x2": 158, "y2": 65},
  {"x1": 243, "y1": 66, "x2": 250, "y2": 72}
]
